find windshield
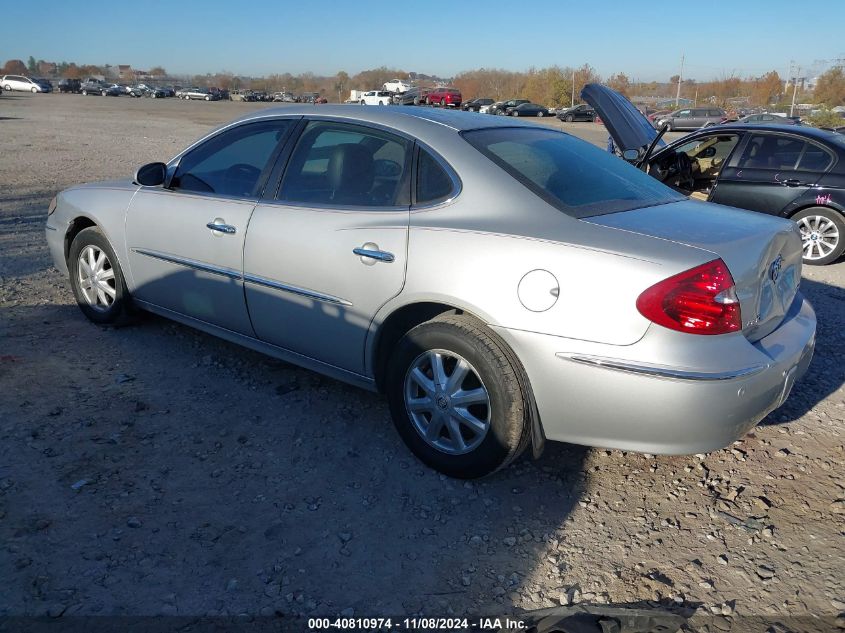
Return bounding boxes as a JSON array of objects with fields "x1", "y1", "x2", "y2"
[{"x1": 463, "y1": 127, "x2": 684, "y2": 218}]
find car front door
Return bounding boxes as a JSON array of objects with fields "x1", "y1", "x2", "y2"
[
  {"x1": 125, "y1": 118, "x2": 296, "y2": 334},
  {"x1": 709, "y1": 132, "x2": 830, "y2": 214},
  {"x1": 243, "y1": 120, "x2": 412, "y2": 375}
]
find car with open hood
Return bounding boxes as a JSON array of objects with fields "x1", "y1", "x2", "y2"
[
  {"x1": 46, "y1": 105, "x2": 815, "y2": 478},
  {"x1": 583, "y1": 83, "x2": 845, "y2": 265}
]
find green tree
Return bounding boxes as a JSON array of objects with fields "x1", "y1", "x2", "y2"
[
  {"x1": 805, "y1": 108, "x2": 845, "y2": 129},
  {"x1": 27, "y1": 56, "x2": 36, "y2": 73},
  {"x1": 814, "y1": 67, "x2": 845, "y2": 107}
]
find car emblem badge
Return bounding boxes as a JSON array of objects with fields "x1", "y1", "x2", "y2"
[{"x1": 769, "y1": 255, "x2": 783, "y2": 282}]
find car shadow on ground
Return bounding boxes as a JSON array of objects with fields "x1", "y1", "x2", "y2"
[{"x1": 1, "y1": 255, "x2": 841, "y2": 619}]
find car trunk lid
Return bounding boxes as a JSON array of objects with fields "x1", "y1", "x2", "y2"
[
  {"x1": 581, "y1": 83, "x2": 664, "y2": 156},
  {"x1": 587, "y1": 199, "x2": 803, "y2": 341}
]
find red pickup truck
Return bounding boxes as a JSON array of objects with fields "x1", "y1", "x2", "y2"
[{"x1": 426, "y1": 87, "x2": 462, "y2": 107}]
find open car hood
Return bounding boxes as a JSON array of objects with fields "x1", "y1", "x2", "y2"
[{"x1": 581, "y1": 84, "x2": 663, "y2": 155}]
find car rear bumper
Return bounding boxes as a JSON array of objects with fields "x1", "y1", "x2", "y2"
[{"x1": 493, "y1": 293, "x2": 816, "y2": 455}]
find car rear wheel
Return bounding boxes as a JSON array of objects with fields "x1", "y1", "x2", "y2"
[
  {"x1": 565, "y1": 114, "x2": 573, "y2": 122},
  {"x1": 794, "y1": 207, "x2": 845, "y2": 265},
  {"x1": 68, "y1": 227, "x2": 133, "y2": 324},
  {"x1": 386, "y1": 314, "x2": 528, "y2": 478}
]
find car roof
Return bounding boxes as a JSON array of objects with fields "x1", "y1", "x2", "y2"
[
  {"x1": 709, "y1": 123, "x2": 839, "y2": 140},
  {"x1": 230, "y1": 104, "x2": 541, "y2": 132}
]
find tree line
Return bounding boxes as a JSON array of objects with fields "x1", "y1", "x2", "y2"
[{"x1": 4, "y1": 58, "x2": 844, "y2": 108}]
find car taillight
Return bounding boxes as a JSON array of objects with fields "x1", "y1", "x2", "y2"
[{"x1": 636, "y1": 259, "x2": 741, "y2": 335}]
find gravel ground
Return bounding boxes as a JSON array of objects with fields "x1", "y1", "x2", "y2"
[{"x1": 1, "y1": 93, "x2": 843, "y2": 631}]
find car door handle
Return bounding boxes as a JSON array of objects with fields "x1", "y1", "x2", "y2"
[
  {"x1": 206, "y1": 221, "x2": 236, "y2": 234},
  {"x1": 782, "y1": 179, "x2": 803, "y2": 187},
  {"x1": 353, "y1": 247, "x2": 395, "y2": 263}
]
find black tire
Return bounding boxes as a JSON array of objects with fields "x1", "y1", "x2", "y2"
[
  {"x1": 386, "y1": 314, "x2": 528, "y2": 478},
  {"x1": 565, "y1": 114, "x2": 573, "y2": 122},
  {"x1": 68, "y1": 227, "x2": 133, "y2": 325},
  {"x1": 31, "y1": 86, "x2": 37, "y2": 93},
  {"x1": 81, "y1": 89, "x2": 88, "y2": 96},
  {"x1": 792, "y1": 207, "x2": 845, "y2": 266},
  {"x1": 440, "y1": 98, "x2": 446, "y2": 106},
  {"x1": 537, "y1": 111, "x2": 544, "y2": 117},
  {"x1": 413, "y1": 97, "x2": 420, "y2": 106},
  {"x1": 512, "y1": 110, "x2": 520, "y2": 117},
  {"x1": 101, "y1": 90, "x2": 107, "y2": 96},
  {"x1": 666, "y1": 122, "x2": 673, "y2": 131}
]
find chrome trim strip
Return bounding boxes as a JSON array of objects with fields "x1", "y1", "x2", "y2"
[
  {"x1": 131, "y1": 248, "x2": 241, "y2": 280},
  {"x1": 243, "y1": 273, "x2": 352, "y2": 307},
  {"x1": 555, "y1": 352, "x2": 769, "y2": 382}
]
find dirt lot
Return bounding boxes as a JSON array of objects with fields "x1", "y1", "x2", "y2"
[{"x1": 1, "y1": 93, "x2": 843, "y2": 631}]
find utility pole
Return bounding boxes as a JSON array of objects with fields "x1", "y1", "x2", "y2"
[
  {"x1": 790, "y1": 65, "x2": 801, "y2": 117},
  {"x1": 675, "y1": 54, "x2": 684, "y2": 106},
  {"x1": 571, "y1": 69, "x2": 575, "y2": 108}
]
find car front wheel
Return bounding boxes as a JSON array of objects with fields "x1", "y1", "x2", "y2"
[
  {"x1": 794, "y1": 207, "x2": 845, "y2": 265},
  {"x1": 68, "y1": 227, "x2": 132, "y2": 324},
  {"x1": 386, "y1": 314, "x2": 528, "y2": 478}
]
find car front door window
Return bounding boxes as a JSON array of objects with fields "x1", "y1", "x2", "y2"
[{"x1": 171, "y1": 121, "x2": 291, "y2": 198}]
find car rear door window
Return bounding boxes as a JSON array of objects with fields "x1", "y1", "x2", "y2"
[
  {"x1": 171, "y1": 120, "x2": 292, "y2": 198},
  {"x1": 736, "y1": 134, "x2": 807, "y2": 170},
  {"x1": 279, "y1": 121, "x2": 411, "y2": 207}
]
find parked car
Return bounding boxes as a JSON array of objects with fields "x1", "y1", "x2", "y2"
[
  {"x1": 359, "y1": 90, "x2": 393, "y2": 105},
  {"x1": 557, "y1": 104, "x2": 597, "y2": 122},
  {"x1": 80, "y1": 79, "x2": 121, "y2": 96},
  {"x1": 271, "y1": 91, "x2": 295, "y2": 102},
  {"x1": 584, "y1": 83, "x2": 845, "y2": 265},
  {"x1": 180, "y1": 87, "x2": 218, "y2": 101},
  {"x1": 58, "y1": 78, "x2": 81, "y2": 94},
  {"x1": 393, "y1": 86, "x2": 429, "y2": 106},
  {"x1": 510, "y1": 103, "x2": 549, "y2": 117},
  {"x1": 655, "y1": 107, "x2": 726, "y2": 131},
  {"x1": 647, "y1": 109, "x2": 673, "y2": 125},
  {"x1": 462, "y1": 98, "x2": 494, "y2": 112},
  {"x1": 736, "y1": 113, "x2": 800, "y2": 126},
  {"x1": 383, "y1": 79, "x2": 411, "y2": 93},
  {"x1": 46, "y1": 105, "x2": 815, "y2": 477},
  {"x1": 426, "y1": 87, "x2": 461, "y2": 107},
  {"x1": 489, "y1": 99, "x2": 529, "y2": 116},
  {"x1": 485, "y1": 101, "x2": 506, "y2": 115},
  {"x1": 1, "y1": 75, "x2": 50, "y2": 92}
]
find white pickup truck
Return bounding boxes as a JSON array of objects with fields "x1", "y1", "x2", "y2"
[{"x1": 359, "y1": 90, "x2": 393, "y2": 105}]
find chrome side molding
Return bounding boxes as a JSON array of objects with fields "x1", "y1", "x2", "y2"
[{"x1": 556, "y1": 352, "x2": 768, "y2": 381}]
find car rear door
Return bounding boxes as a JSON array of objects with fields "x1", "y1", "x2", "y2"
[
  {"x1": 242, "y1": 119, "x2": 412, "y2": 375},
  {"x1": 709, "y1": 132, "x2": 831, "y2": 214},
  {"x1": 125, "y1": 118, "x2": 296, "y2": 334}
]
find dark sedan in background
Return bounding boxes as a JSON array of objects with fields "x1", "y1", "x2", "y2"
[
  {"x1": 585, "y1": 84, "x2": 845, "y2": 265},
  {"x1": 557, "y1": 103, "x2": 596, "y2": 122},
  {"x1": 462, "y1": 98, "x2": 494, "y2": 112},
  {"x1": 510, "y1": 103, "x2": 549, "y2": 117}
]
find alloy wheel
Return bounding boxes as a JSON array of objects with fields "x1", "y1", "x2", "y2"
[
  {"x1": 403, "y1": 349, "x2": 491, "y2": 455},
  {"x1": 76, "y1": 245, "x2": 116, "y2": 312},
  {"x1": 798, "y1": 215, "x2": 840, "y2": 261}
]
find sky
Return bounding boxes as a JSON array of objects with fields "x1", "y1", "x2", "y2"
[{"x1": 3, "y1": 0, "x2": 844, "y2": 81}]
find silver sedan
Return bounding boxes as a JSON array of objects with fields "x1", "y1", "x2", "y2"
[{"x1": 45, "y1": 106, "x2": 816, "y2": 478}]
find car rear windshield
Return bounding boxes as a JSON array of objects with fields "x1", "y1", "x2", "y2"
[{"x1": 462, "y1": 127, "x2": 683, "y2": 218}]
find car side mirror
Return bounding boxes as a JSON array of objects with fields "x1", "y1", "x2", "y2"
[
  {"x1": 135, "y1": 162, "x2": 167, "y2": 186},
  {"x1": 622, "y1": 149, "x2": 639, "y2": 162}
]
